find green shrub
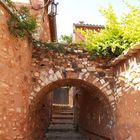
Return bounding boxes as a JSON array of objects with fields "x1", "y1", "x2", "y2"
[
  {"x1": 77, "y1": 3, "x2": 140, "y2": 58},
  {"x1": 59, "y1": 35, "x2": 72, "y2": 44},
  {"x1": 7, "y1": 6, "x2": 36, "y2": 38}
]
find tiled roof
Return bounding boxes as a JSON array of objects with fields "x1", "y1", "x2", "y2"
[{"x1": 73, "y1": 23, "x2": 104, "y2": 28}]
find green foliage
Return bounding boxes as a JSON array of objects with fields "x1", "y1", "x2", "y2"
[
  {"x1": 4, "y1": 0, "x2": 64, "y2": 53},
  {"x1": 78, "y1": 3, "x2": 140, "y2": 58},
  {"x1": 7, "y1": 6, "x2": 36, "y2": 37},
  {"x1": 59, "y1": 34, "x2": 72, "y2": 44},
  {"x1": 32, "y1": 39, "x2": 65, "y2": 53}
]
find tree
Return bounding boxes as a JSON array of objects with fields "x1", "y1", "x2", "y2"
[
  {"x1": 59, "y1": 34, "x2": 72, "y2": 44},
  {"x1": 77, "y1": 2, "x2": 140, "y2": 58}
]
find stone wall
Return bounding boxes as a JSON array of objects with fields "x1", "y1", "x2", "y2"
[
  {"x1": 14, "y1": 0, "x2": 51, "y2": 41},
  {"x1": 0, "y1": 5, "x2": 32, "y2": 140},
  {"x1": 30, "y1": 0, "x2": 51, "y2": 40},
  {"x1": 113, "y1": 50, "x2": 140, "y2": 140},
  {"x1": 31, "y1": 46, "x2": 115, "y2": 110},
  {"x1": 75, "y1": 89, "x2": 113, "y2": 140},
  {"x1": 28, "y1": 92, "x2": 52, "y2": 140},
  {"x1": 29, "y1": 46, "x2": 116, "y2": 139}
]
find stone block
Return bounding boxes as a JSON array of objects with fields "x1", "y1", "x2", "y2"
[{"x1": 87, "y1": 66, "x2": 95, "y2": 72}]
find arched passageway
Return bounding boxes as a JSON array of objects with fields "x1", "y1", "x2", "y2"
[{"x1": 28, "y1": 79, "x2": 114, "y2": 140}]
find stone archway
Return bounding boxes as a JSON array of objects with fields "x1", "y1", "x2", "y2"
[{"x1": 28, "y1": 78, "x2": 114, "y2": 140}]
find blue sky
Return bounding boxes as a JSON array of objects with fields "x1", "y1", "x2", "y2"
[{"x1": 55, "y1": 0, "x2": 140, "y2": 38}]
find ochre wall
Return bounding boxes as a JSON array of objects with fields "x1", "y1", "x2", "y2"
[
  {"x1": 28, "y1": 92, "x2": 52, "y2": 140},
  {"x1": 113, "y1": 52, "x2": 140, "y2": 140},
  {"x1": 0, "y1": 5, "x2": 32, "y2": 140},
  {"x1": 76, "y1": 89, "x2": 113, "y2": 140},
  {"x1": 30, "y1": 0, "x2": 52, "y2": 41}
]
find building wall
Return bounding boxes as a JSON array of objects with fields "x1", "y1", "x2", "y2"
[
  {"x1": 0, "y1": 5, "x2": 32, "y2": 140},
  {"x1": 75, "y1": 89, "x2": 113, "y2": 140},
  {"x1": 30, "y1": 0, "x2": 52, "y2": 41},
  {"x1": 28, "y1": 92, "x2": 52, "y2": 140},
  {"x1": 113, "y1": 51, "x2": 140, "y2": 140}
]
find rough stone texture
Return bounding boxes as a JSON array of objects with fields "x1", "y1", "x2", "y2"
[
  {"x1": 30, "y1": 45, "x2": 140, "y2": 140},
  {"x1": 0, "y1": 5, "x2": 32, "y2": 140},
  {"x1": 19, "y1": 0, "x2": 52, "y2": 41},
  {"x1": 29, "y1": 46, "x2": 115, "y2": 140},
  {"x1": 28, "y1": 92, "x2": 52, "y2": 140},
  {"x1": 79, "y1": 90, "x2": 114, "y2": 139},
  {"x1": 74, "y1": 88, "x2": 113, "y2": 140},
  {"x1": 113, "y1": 51, "x2": 140, "y2": 140}
]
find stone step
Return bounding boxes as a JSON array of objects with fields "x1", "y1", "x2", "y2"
[
  {"x1": 45, "y1": 131, "x2": 83, "y2": 137},
  {"x1": 51, "y1": 118, "x2": 73, "y2": 124},
  {"x1": 45, "y1": 137, "x2": 87, "y2": 140},
  {"x1": 52, "y1": 114, "x2": 73, "y2": 119},
  {"x1": 45, "y1": 136, "x2": 87, "y2": 140},
  {"x1": 48, "y1": 124, "x2": 74, "y2": 131},
  {"x1": 45, "y1": 131, "x2": 87, "y2": 140},
  {"x1": 46, "y1": 106, "x2": 87, "y2": 140},
  {"x1": 53, "y1": 111, "x2": 73, "y2": 115}
]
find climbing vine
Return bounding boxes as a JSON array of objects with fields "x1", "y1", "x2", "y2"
[
  {"x1": 4, "y1": 0, "x2": 36, "y2": 38},
  {"x1": 2, "y1": 0, "x2": 64, "y2": 52},
  {"x1": 7, "y1": 6, "x2": 36, "y2": 37}
]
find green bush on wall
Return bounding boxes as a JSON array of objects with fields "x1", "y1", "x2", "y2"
[{"x1": 7, "y1": 6, "x2": 37, "y2": 38}]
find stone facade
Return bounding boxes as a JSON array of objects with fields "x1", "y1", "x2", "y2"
[
  {"x1": 29, "y1": 46, "x2": 115, "y2": 140},
  {"x1": 0, "y1": 5, "x2": 32, "y2": 140},
  {"x1": 113, "y1": 51, "x2": 140, "y2": 140}
]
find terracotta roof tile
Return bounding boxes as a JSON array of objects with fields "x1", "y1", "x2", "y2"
[{"x1": 73, "y1": 23, "x2": 104, "y2": 28}]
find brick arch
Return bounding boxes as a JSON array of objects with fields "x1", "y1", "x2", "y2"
[
  {"x1": 31, "y1": 46, "x2": 116, "y2": 111},
  {"x1": 31, "y1": 69, "x2": 115, "y2": 109},
  {"x1": 32, "y1": 78, "x2": 110, "y2": 106},
  {"x1": 28, "y1": 78, "x2": 114, "y2": 140},
  {"x1": 30, "y1": 46, "x2": 116, "y2": 139}
]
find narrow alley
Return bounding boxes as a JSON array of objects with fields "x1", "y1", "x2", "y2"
[{"x1": 45, "y1": 104, "x2": 87, "y2": 140}]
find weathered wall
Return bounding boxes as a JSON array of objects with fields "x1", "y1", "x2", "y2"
[
  {"x1": 0, "y1": 5, "x2": 32, "y2": 140},
  {"x1": 28, "y1": 46, "x2": 116, "y2": 139},
  {"x1": 75, "y1": 89, "x2": 113, "y2": 140},
  {"x1": 15, "y1": 0, "x2": 51, "y2": 41},
  {"x1": 28, "y1": 92, "x2": 52, "y2": 140},
  {"x1": 113, "y1": 50, "x2": 140, "y2": 140},
  {"x1": 30, "y1": 0, "x2": 51, "y2": 41}
]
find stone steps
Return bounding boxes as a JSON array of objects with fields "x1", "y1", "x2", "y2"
[
  {"x1": 45, "y1": 105, "x2": 87, "y2": 140},
  {"x1": 48, "y1": 123, "x2": 74, "y2": 131},
  {"x1": 51, "y1": 118, "x2": 73, "y2": 124},
  {"x1": 52, "y1": 114, "x2": 73, "y2": 119},
  {"x1": 45, "y1": 133, "x2": 87, "y2": 140}
]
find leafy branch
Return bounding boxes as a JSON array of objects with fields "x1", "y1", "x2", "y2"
[
  {"x1": 4, "y1": 0, "x2": 35, "y2": 38},
  {"x1": 1, "y1": 0, "x2": 64, "y2": 52},
  {"x1": 77, "y1": 2, "x2": 140, "y2": 59}
]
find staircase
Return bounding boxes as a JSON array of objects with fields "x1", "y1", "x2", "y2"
[{"x1": 45, "y1": 105, "x2": 87, "y2": 140}]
